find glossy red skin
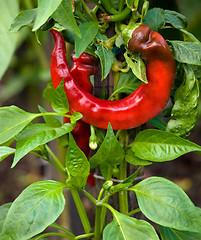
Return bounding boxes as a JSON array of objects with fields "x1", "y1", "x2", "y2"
[
  {"x1": 50, "y1": 25, "x2": 176, "y2": 130},
  {"x1": 50, "y1": 29, "x2": 97, "y2": 186}
]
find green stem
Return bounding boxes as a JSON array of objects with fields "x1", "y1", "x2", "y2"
[
  {"x1": 31, "y1": 151, "x2": 66, "y2": 175},
  {"x1": 33, "y1": 232, "x2": 74, "y2": 240},
  {"x1": 98, "y1": 188, "x2": 105, "y2": 202},
  {"x1": 100, "y1": 167, "x2": 112, "y2": 231},
  {"x1": 70, "y1": 188, "x2": 91, "y2": 234},
  {"x1": 127, "y1": 208, "x2": 141, "y2": 216},
  {"x1": 94, "y1": 205, "x2": 102, "y2": 240},
  {"x1": 81, "y1": 189, "x2": 97, "y2": 205},
  {"x1": 45, "y1": 145, "x2": 66, "y2": 172},
  {"x1": 81, "y1": 0, "x2": 97, "y2": 21},
  {"x1": 75, "y1": 233, "x2": 95, "y2": 239},
  {"x1": 50, "y1": 222, "x2": 75, "y2": 237},
  {"x1": 118, "y1": 0, "x2": 125, "y2": 11},
  {"x1": 119, "y1": 159, "x2": 128, "y2": 214}
]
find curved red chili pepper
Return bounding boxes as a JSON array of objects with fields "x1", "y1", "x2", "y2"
[
  {"x1": 51, "y1": 25, "x2": 176, "y2": 130},
  {"x1": 50, "y1": 29, "x2": 97, "y2": 186}
]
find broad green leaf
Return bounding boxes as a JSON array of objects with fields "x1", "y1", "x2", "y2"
[
  {"x1": 66, "y1": 134, "x2": 90, "y2": 189},
  {"x1": 103, "y1": 209, "x2": 159, "y2": 240},
  {"x1": 0, "y1": 106, "x2": 38, "y2": 145},
  {"x1": 52, "y1": 0, "x2": 80, "y2": 37},
  {"x1": 166, "y1": 64, "x2": 199, "y2": 137},
  {"x1": 0, "y1": 146, "x2": 15, "y2": 162},
  {"x1": 125, "y1": 149, "x2": 152, "y2": 166},
  {"x1": 109, "y1": 70, "x2": 140, "y2": 99},
  {"x1": 0, "y1": 0, "x2": 19, "y2": 79},
  {"x1": 131, "y1": 129, "x2": 201, "y2": 162},
  {"x1": 131, "y1": 177, "x2": 201, "y2": 232},
  {"x1": 0, "y1": 203, "x2": 12, "y2": 232},
  {"x1": 159, "y1": 225, "x2": 201, "y2": 240},
  {"x1": 164, "y1": 10, "x2": 187, "y2": 29},
  {"x1": 170, "y1": 41, "x2": 201, "y2": 65},
  {"x1": 9, "y1": 9, "x2": 37, "y2": 32},
  {"x1": 1, "y1": 181, "x2": 65, "y2": 240},
  {"x1": 51, "y1": 80, "x2": 69, "y2": 113},
  {"x1": 75, "y1": 21, "x2": 99, "y2": 58},
  {"x1": 124, "y1": 52, "x2": 147, "y2": 83},
  {"x1": 13, "y1": 123, "x2": 73, "y2": 167},
  {"x1": 144, "y1": 8, "x2": 165, "y2": 31},
  {"x1": 95, "y1": 45, "x2": 115, "y2": 80},
  {"x1": 90, "y1": 124, "x2": 124, "y2": 168},
  {"x1": 32, "y1": 0, "x2": 63, "y2": 31}
]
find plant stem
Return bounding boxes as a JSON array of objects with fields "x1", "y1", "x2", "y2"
[
  {"x1": 33, "y1": 232, "x2": 74, "y2": 240},
  {"x1": 81, "y1": 0, "x2": 97, "y2": 21},
  {"x1": 118, "y1": 0, "x2": 125, "y2": 11},
  {"x1": 31, "y1": 151, "x2": 66, "y2": 175},
  {"x1": 70, "y1": 188, "x2": 91, "y2": 234},
  {"x1": 119, "y1": 159, "x2": 128, "y2": 214},
  {"x1": 127, "y1": 208, "x2": 141, "y2": 216},
  {"x1": 50, "y1": 222, "x2": 75, "y2": 237},
  {"x1": 75, "y1": 233, "x2": 95, "y2": 239},
  {"x1": 81, "y1": 189, "x2": 97, "y2": 205},
  {"x1": 46, "y1": 145, "x2": 66, "y2": 173},
  {"x1": 94, "y1": 205, "x2": 102, "y2": 240}
]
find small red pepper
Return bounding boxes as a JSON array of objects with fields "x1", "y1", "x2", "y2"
[{"x1": 51, "y1": 25, "x2": 176, "y2": 130}]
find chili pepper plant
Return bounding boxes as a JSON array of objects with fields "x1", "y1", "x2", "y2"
[{"x1": 0, "y1": 0, "x2": 201, "y2": 239}]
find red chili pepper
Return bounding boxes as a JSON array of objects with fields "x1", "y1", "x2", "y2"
[
  {"x1": 51, "y1": 25, "x2": 176, "y2": 130},
  {"x1": 50, "y1": 29, "x2": 97, "y2": 186}
]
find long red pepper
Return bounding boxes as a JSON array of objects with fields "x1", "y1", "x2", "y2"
[
  {"x1": 51, "y1": 25, "x2": 176, "y2": 130},
  {"x1": 50, "y1": 29, "x2": 97, "y2": 186}
]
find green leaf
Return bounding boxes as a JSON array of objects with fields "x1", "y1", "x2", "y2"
[
  {"x1": 124, "y1": 52, "x2": 148, "y2": 83},
  {"x1": 144, "y1": 8, "x2": 165, "y2": 31},
  {"x1": 131, "y1": 177, "x2": 201, "y2": 232},
  {"x1": 32, "y1": 0, "x2": 63, "y2": 31},
  {"x1": 164, "y1": 10, "x2": 187, "y2": 29},
  {"x1": 75, "y1": 21, "x2": 99, "y2": 58},
  {"x1": 95, "y1": 45, "x2": 115, "y2": 80},
  {"x1": 159, "y1": 225, "x2": 201, "y2": 240},
  {"x1": 0, "y1": 0, "x2": 19, "y2": 79},
  {"x1": 13, "y1": 123, "x2": 73, "y2": 167},
  {"x1": 166, "y1": 64, "x2": 199, "y2": 137},
  {"x1": 90, "y1": 124, "x2": 124, "y2": 168},
  {"x1": 1, "y1": 181, "x2": 65, "y2": 240},
  {"x1": 169, "y1": 41, "x2": 201, "y2": 65},
  {"x1": 103, "y1": 209, "x2": 159, "y2": 240},
  {"x1": 66, "y1": 134, "x2": 90, "y2": 189},
  {"x1": 131, "y1": 129, "x2": 201, "y2": 162},
  {"x1": 0, "y1": 106, "x2": 38, "y2": 145},
  {"x1": 0, "y1": 146, "x2": 15, "y2": 162},
  {"x1": 51, "y1": 79, "x2": 69, "y2": 113},
  {"x1": 125, "y1": 149, "x2": 152, "y2": 166},
  {"x1": 9, "y1": 9, "x2": 37, "y2": 32},
  {"x1": 109, "y1": 70, "x2": 141, "y2": 99},
  {"x1": 0, "y1": 203, "x2": 12, "y2": 232},
  {"x1": 52, "y1": 0, "x2": 80, "y2": 37}
]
